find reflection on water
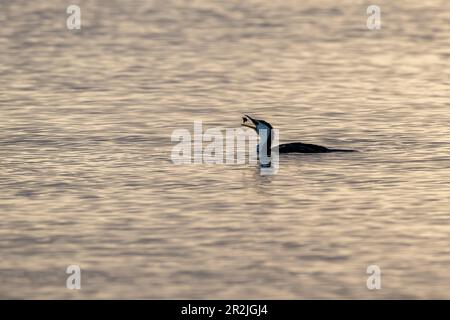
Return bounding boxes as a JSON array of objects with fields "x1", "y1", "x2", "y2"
[{"x1": 1, "y1": 0, "x2": 450, "y2": 298}]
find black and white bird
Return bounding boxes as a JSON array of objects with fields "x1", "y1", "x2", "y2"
[{"x1": 241, "y1": 115, "x2": 356, "y2": 156}]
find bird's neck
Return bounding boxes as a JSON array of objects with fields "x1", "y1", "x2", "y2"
[{"x1": 258, "y1": 129, "x2": 272, "y2": 166}]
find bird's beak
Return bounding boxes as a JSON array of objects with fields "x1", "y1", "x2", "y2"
[{"x1": 241, "y1": 114, "x2": 258, "y2": 130}]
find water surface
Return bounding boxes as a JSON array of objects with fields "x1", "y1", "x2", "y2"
[{"x1": 1, "y1": 0, "x2": 450, "y2": 298}]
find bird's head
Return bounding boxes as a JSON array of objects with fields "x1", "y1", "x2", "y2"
[
  {"x1": 241, "y1": 115, "x2": 273, "y2": 134},
  {"x1": 241, "y1": 115, "x2": 273, "y2": 163}
]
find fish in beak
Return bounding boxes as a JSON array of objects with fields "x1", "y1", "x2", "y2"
[{"x1": 241, "y1": 114, "x2": 259, "y2": 130}]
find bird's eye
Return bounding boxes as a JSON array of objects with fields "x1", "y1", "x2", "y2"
[{"x1": 242, "y1": 117, "x2": 247, "y2": 123}]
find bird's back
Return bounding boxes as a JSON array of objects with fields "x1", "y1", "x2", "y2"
[{"x1": 276, "y1": 142, "x2": 355, "y2": 153}]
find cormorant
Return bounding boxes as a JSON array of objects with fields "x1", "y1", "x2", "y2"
[{"x1": 241, "y1": 115, "x2": 356, "y2": 154}]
